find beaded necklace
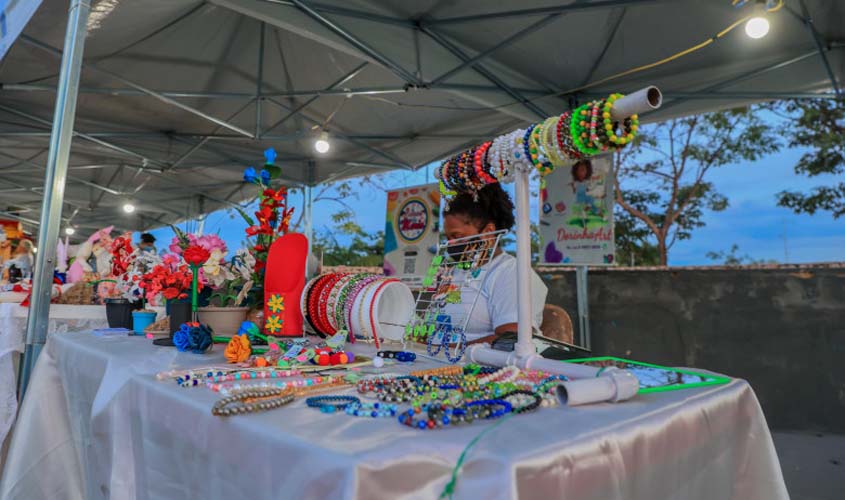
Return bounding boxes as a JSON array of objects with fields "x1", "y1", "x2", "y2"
[{"x1": 211, "y1": 387, "x2": 295, "y2": 416}]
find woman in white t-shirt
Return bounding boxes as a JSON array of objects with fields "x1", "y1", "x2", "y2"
[{"x1": 442, "y1": 184, "x2": 547, "y2": 343}]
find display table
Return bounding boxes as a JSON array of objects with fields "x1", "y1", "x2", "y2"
[
  {"x1": 0, "y1": 304, "x2": 111, "y2": 449},
  {"x1": 0, "y1": 332, "x2": 788, "y2": 500}
]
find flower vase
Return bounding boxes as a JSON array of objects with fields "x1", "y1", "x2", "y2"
[
  {"x1": 155, "y1": 300, "x2": 191, "y2": 346},
  {"x1": 105, "y1": 298, "x2": 134, "y2": 329}
]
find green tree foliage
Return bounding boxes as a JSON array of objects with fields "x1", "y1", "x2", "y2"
[
  {"x1": 311, "y1": 207, "x2": 385, "y2": 267},
  {"x1": 614, "y1": 107, "x2": 779, "y2": 265},
  {"x1": 775, "y1": 99, "x2": 845, "y2": 218}
]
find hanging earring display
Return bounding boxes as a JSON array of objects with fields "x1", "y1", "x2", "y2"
[{"x1": 406, "y1": 230, "x2": 506, "y2": 364}]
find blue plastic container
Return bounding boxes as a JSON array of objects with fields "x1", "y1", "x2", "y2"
[{"x1": 132, "y1": 311, "x2": 157, "y2": 335}]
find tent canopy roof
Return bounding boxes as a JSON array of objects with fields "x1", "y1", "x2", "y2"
[{"x1": 0, "y1": 0, "x2": 841, "y2": 236}]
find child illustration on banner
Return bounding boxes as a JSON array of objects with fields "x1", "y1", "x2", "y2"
[{"x1": 569, "y1": 159, "x2": 609, "y2": 225}]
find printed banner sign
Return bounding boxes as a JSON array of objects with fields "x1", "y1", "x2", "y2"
[
  {"x1": 0, "y1": 0, "x2": 43, "y2": 62},
  {"x1": 539, "y1": 155, "x2": 615, "y2": 265},
  {"x1": 383, "y1": 183, "x2": 440, "y2": 288}
]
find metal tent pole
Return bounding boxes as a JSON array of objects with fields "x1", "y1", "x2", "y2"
[
  {"x1": 575, "y1": 266, "x2": 591, "y2": 350},
  {"x1": 17, "y1": 0, "x2": 91, "y2": 399}
]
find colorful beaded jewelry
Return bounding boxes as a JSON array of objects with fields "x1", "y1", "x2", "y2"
[
  {"x1": 306, "y1": 395, "x2": 361, "y2": 413},
  {"x1": 377, "y1": 351, "x2": 417, "y2": 362},
  {"x1": 211, "y1": 387, "x2": 294, "y2": 416},
  {"x1": 345, "y1": 401, "x2": 398, "y2": 418}
]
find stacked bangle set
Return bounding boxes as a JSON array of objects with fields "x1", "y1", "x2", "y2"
[
  {"x1": 434, "y1": 93, "x2": 640, "y2": 199},
  {"x1": 302, "y1": 272, "x2": 400, "y2": 348}
]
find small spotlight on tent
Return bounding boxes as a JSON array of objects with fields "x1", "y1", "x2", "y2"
[{"x1": 314, "y1": 131, "x2": 331, "y2": 154}]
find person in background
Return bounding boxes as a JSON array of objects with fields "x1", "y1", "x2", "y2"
[
  {"x1": 138, "y1": 233, "x2": 157, "y2": 254},
  {"x1": 442, "y1": 184, "x2": 548, "y2": 344}
]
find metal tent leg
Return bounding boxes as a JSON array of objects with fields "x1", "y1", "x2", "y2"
[
  {"x1": 18, "y1": 0, "x2": 91, "y2": 399},
  {"x1": 575, "y1": 266, "x2": 591, "y2": 351}
]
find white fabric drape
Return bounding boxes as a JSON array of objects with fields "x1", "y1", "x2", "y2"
[{"x1": 1, "y1": 332, "x2": 788, "y2": 500}]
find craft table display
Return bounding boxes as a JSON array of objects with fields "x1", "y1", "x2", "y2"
[{"x1": 0, "y1": 332, "x2": 787, "y2": 500}]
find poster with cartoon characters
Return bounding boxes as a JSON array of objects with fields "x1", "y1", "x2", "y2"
[
  {"x1": 539, "y1": 155, "x2": 615, "y2": 265},
  {"x1": 383, "y1": 183, "x2": 440, "y2": 288}
]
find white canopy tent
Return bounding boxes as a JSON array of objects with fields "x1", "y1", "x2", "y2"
[
  {"x1": 3, "y1": 0, "x2": 842, "y2": 393},
  {"x1": 0, "y1": 0, "x2": 841, "y2": 234}
]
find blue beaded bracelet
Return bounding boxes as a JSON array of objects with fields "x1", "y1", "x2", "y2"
[
  {"x1": 345, "y1": 402, "x2": 397, "y2": 418},
  {"x1": 306, "y1": 395, "x2": 360, "y2": 413},
  {"x1": 466, "y1": 399, "x2": 513, "y2": 419}
]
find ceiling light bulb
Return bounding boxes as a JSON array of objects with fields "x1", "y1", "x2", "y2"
[
  {"x1": 314, "y1": 132, "x2": 330, "y2": 154},
  {"x1": 65, "y1": 227, "x2": 75, "y2": 235},
  {"x1": 32, "y1": 247, "x2": 37, "y2": 253},
  {"x1": 122, "y1": 203, "x2": 136, "y2": 213},
  {"x1": 745, "y1": 16, "x2": 769, "y2": 39}
]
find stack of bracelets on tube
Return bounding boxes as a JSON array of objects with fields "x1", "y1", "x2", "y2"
[
  {"x1": 434, "y1": 92, "x2": 640, "y2": 202},
  {"x1": 302, "y1": 272, "x2": 410, "y2": 348}
]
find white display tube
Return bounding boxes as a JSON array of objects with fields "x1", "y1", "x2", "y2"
[
  {"x1": 468, "y1": 345, "x2": 607, "y2": 381},
  {"x1": 516, "y1": 353, "x2": 603, "y2": 380},
  {"x1": 513, "y1": 169, "x2": 535, "y2": 357},
  {"x1": 555, "y1": 368, "x2": 639, "y2": 406},
  {"x1": 610, "y1": 86, "x2": 662, "y2": 120},
  {"x1": 467, "y1": 344, "x2": 518, "y2": 367}
]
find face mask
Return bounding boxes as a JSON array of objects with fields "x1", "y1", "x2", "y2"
[{"x1": 447, "y1": 236, "x2": 479, "y2": 262}]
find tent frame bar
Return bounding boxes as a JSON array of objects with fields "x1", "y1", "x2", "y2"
[
  {"x1": 796, "y1": 0, "x2": 841, "y2": 97},
  {"x1": 20, "y1": 35, "x2": 255, "y2": 138},
  {"x1": 428, "y1": 13, "x2": 563, "y2": 86},
  {"x1": 419, "y1": 25, "x2": 548, "y2": 120},
  {"x1": 288, "y1": 0, "x2": 419, "y2": 85}
]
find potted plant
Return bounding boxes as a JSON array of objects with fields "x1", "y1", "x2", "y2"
[
  {"x1": 197, "y1": 248, "x2": 255, "y2": 335},
  {"x1": 101, "y1": 234, "x2": 137, "y2": 328}
]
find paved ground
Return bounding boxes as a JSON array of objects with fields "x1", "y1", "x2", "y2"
[{"x1": 772, "y1": 431, "x2": 845, "y2": 500}]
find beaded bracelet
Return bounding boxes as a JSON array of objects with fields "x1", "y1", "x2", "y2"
[
  {"x1": 377, "y1": 351, "x2": 417, "y2": 362},
  {"x1": 306, "y1": 395, "x2": 361, "y2": 413},
  {"x1": 398, "y1": 404, "x2": 468, "y2": 429},
  {"x1": 345, "y1": 401, "x2": 398, "y2": 418}
]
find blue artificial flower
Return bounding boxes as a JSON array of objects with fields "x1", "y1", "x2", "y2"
[
  {"x1": 189, "y1": 324, "x2": 213, "y2": 354},
  {"x1": 243, "y1": 166, "x2": 258, "y2": 183},
  {"x1": 260, "y1": 169, "x2": 271, "y2": 185},
  {"x1": 173, "y1": 324, "x2": 192, "y2": 352},
  {"x1": 264, "y1": 147, "x2": 277, "y2": 165}
]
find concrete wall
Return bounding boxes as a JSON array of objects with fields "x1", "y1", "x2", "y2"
[{"x1": 539, "y1": 264, "x2": 845, "y2": 433}]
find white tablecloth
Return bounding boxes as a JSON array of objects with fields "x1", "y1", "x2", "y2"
[
  {"x1": 0, "y1": 332, "x2": 788, "y2": 500},
  {"x1": 0, "y1": 304, "x2": 110, "y2": 449}
]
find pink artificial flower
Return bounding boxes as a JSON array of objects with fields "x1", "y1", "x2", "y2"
[
  {"x1": 168, "y1": 236, "x2": 183, "y2": 255},
  {"x1": 195, "y1": 234, "x2": 227, "y2": 255}
]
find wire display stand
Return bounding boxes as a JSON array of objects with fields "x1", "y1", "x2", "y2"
[{"x1": 404, "y1": 230, "x2": 507, "y2": 364}]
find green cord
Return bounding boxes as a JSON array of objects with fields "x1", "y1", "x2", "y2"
[{"x1": 439, "y1": 414, "x2": 515, "y2": 499}]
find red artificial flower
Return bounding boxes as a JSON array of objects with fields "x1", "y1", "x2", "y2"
[
  {"x1": 138, "y1": 263, "x2": 200, "y2": 303},
  {"x1": 110, "y1": 236, "x2": 134, "y2": 276},
  {"x1": 183, "y1": 245, "x2": 211, "y2": 267}
]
